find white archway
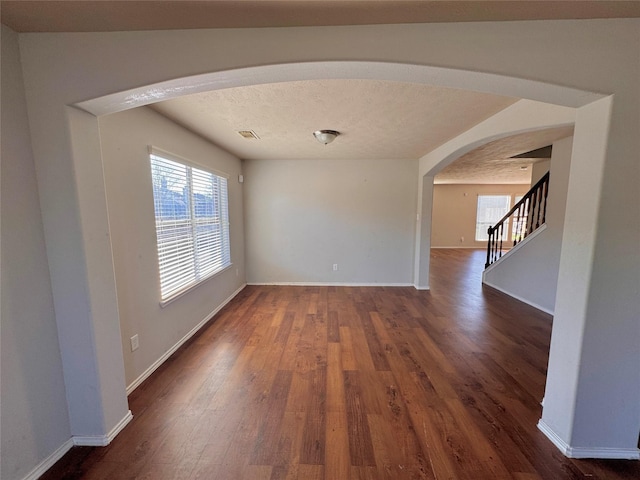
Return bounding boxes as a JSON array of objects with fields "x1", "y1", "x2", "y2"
[
  {"x1": 76, "y1": 61, "x2": 600, "y2": 116},
  {"x1": 74, "y1": 62, "x2": 588, "y2": 293},
  {"x1": 412, "y1": 99, "x2": 577, "y2": 289},
  {"x1": 46, "y1": 53, "x2": 633, "y2": 457}
]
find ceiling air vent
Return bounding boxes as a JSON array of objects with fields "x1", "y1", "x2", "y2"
[{"x1": 238, "y1": 130, "x2": 260, "y2": 140}]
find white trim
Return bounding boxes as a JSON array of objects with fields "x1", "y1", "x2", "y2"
[
  {"x1": 247, "y1": 282, "x2": 414, "y2": 287},
  {"x1": 21, "y1": 438, "x2": 74, "y2": 480},
  {"x1": 482, "y1": 280, "x2": 554, "y2": 315},
  {"x1": 78, "y1": 62, "x2": 602, "y2": 117},
  {"x1": 73, "y1": 410, "x2": 133, "y2": 447},
  {"x1": 126, "y1": 283, "x2": 247, "y2": 395},
  {"x1": 566, "y1": 447, "x2": 640, "y2": 460},
  {"x1": 538, "y1": 420, "x2": 640, "y2": 460},
  {"x1": 430, "y1": 246, "x2": 485, "y2": 249},
  {"x1": 482, "y1": 224, "x2": 547, "y2": 273},
  {"x1": 537, "y1": 419, "x2": 570, "y2": 454},
  {"x1": 250, "y1": 282, "x2": 430, "y2": 291},
  {"x1": 148, "y1": 145, "x2": 229, "y2": 179}
]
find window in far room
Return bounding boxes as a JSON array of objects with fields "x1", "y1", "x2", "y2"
[
  {"x1": 149, "y1": 149, "x2": 230, "y2": 304},
  {"x1": 475, "y1": 195, "x2": 511, "y2": 241}
]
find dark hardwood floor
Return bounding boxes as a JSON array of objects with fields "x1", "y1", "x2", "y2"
[{"x1": 43, "y1": 249, "x2": 639, "y2": 479}]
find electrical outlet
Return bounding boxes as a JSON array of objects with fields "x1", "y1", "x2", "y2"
[
  {"x1": 130, "y1": 334, "x2": 139, "y2": 352},
  {"x1": 332, "y1": 264, "x2": 339, "y2": 271}
]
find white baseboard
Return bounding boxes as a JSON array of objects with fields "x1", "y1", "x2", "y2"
[
  {"x1": 537, "y1": 420, "x2": 572, "y2": 455},
  {"x1": 73, "y1": 410, "x2": 133, "y2": 447},
  {"x1": 21, "y1": 410, "x2": 134, "y2": 480},
  {"x1": 481, "y1": 224, "x2": 552, "y2": 315},
  {"x1": 537, "y1": 420, "x2": 640, "y2": 460},
  {"x1": 247, "y1": 282, "x2": 414, "y2": 287},
  {"x1": 414, "y1": 285, "x2": 430, "y2": 291},
  {"x1": 482, "y1": 279, "x2": 554, "y2": 315},
  {"x1": 566, "y1": 447, "x2": 640, "y2": 460},
  {"x1": 126, "y1": 283, "x2": 247, "y2": 395},
  {"x1": 22, "y1": 438, "x2": 74, "y2": 480},
  {"x1": 248, "y1": 281, "x2": 428, "y2": 290}
]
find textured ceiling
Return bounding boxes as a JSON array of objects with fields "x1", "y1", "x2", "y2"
[
  {"x1": 150, "y1": 80, "x2": 574, "y2": 183},
  {"x1": 2, "y1": 1, "x2": 583, "y2": 183},
  {"x1": 151, "y1": 79, "x2": 517, "y2": 161},
  {"x1": 2, "y1": 1, "x2": 639, "y2": 32},
  {"x1": 435, "y1": 126, "x2": 575, "y2": 184}
]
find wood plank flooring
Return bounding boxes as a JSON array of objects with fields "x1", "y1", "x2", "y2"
[{"x1": 42, "y1": 249, "x2": 640, "y2": 479}]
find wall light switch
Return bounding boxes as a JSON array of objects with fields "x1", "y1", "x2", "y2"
[{"x1": 130, "y1": 334, "x2": 139, "y2": 352}]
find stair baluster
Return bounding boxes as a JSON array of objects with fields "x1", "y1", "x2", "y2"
[{"x1": 485, "y1": 172, "x2": 550, "y2": 268}]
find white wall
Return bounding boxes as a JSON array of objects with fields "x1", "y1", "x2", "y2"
[
  {"x1": 482, "y1": 136, "x2": 573, "y2": 314},
  {"x1": 99, "y1": 107, "x2": 246, "y2": 389},
  {"x1": 418, "y1": 89, "x2": 637, "y2": 455},
  {"x1": 543, "y1": 97, "x2": 638, "y2": 454},
  {"x1": 531, "y1": 159, "x2": 551, "y2": 185},
  {"x1": 431, "y1": 184, "x2": 529, "y2": 248},
  {"x1": 0, "y1": 26, "x2": 71, "y2": 480},
  {"x1": 13, "y1": 18, "x2": 640, "y2": 468},
  {"x1": 244, "y1": 158, "x2": 417, "y2": 285}
]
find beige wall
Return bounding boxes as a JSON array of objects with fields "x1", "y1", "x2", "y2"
[
  {"x1": 244, "y1": 158, "x2": 418, "y2": 285},
  {"x1": 431, "y1": 184, "x2": 529, "y2": 248},
  {"x1": 99, "y1": 106, "x2": 246, "y2": 389}
]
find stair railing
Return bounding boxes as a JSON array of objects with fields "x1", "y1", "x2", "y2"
[{"x1": 485, "y1": 171, "x2": 550, "y2": 268}]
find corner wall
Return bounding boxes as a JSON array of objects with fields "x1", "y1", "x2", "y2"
[
  {"x1": 98, "y1": 107, "x2": 246, "y2": 389},
  {"x1": 0, "y1": 25, "x2": 71, "y2": 480},
  {"x1": 482, "y1": 136, "x2": 573, "y2": 314}
]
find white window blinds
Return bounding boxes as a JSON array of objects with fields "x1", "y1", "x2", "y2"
[
  {"x1": 150, "y1": 151, "x2": 231, "y2": 303},
  {"x1": 475, "y1": 195, "x2": 511, "y2": 241}
]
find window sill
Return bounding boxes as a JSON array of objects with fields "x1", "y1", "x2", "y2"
[{"x1": 159, "y1": 263, "x2": 233, "y2": 308}]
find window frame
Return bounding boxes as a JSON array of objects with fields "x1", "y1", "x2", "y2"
[
  {"x1": 475, "y1": 194, "x2": 512, "y2": 242},
  {"x1": 149, "y1": 147, "x2": 231, "y2": 306}
]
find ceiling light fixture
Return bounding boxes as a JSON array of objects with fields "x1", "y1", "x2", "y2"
[{"x1": 313, "y1": 129, "x2": 340, "y2": 145}]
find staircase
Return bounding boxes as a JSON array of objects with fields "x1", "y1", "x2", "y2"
[{"x1": 485, "y1": 172, "x2": 550, "y2": 268}]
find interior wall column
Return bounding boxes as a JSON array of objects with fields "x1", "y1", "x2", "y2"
[
  {"x1": 539, "y1": 96, "x2": 640, "y2": 458},
  {"x1": 32, "y1": 105, "x2": 131, "y2": 443},
  {"x1": 414, "y1": 175, "x2": 434, "y2": 290}
]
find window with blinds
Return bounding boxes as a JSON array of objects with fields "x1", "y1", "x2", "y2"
[
  {"x1": 475, "y1": 195, "x2": 511, "y2": 241},
  {"x1": 150, "y1": 150, "x2": 231, "y2": 304}
]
